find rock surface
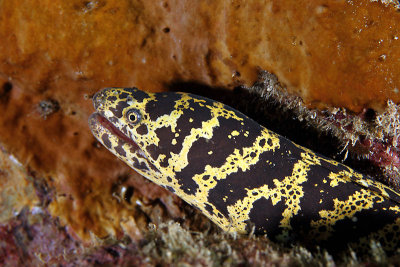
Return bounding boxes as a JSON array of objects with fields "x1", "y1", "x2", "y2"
[{"x1": 1, "y1": 0, "x2": 400, "y2": 260}]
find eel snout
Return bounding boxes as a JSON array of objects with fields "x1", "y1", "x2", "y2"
[{"x1": 88, "y1": 112, "x2": 140, "y2": 152}]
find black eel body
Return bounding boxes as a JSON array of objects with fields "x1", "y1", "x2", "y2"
[{"x1": 89, "y1": 87, "x2": 400, "y2": 253}]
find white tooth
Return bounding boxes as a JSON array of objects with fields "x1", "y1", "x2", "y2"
[
  {"x1": 139, "y1": 150, "x2": 147, "y2": 158},
  {"x1": 105, "y1": 110, "x2": 113, "y2": 117},
  {"x1": 9, "y1": 154, "x2": 22, "y2": 166}
]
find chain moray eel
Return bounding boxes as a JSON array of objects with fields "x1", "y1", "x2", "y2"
[{"x1": 89, "y1": 87, "x2": 400, "y2": 253}]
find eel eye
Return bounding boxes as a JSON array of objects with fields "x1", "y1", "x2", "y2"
[{"x1": 126, "y1": 109, "x2": 141, "y2": 124}]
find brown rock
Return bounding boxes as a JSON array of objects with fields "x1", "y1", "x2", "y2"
[{"x1": 1, "y1": 0, "x2": 400, "y2": 241}]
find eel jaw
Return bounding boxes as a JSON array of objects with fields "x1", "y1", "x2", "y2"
[
  {"x1": 89, "y1": 112, "x2": 139, "y2": 148},
  {"x1": 90, "y1": 113, "x2": 140, "y2": 149},
  {"x1": 88, "y1": 112, "x2": 148, "y2": 163}
]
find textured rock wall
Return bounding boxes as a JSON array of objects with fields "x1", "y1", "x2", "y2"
[{"x1": 1, "y1": 0, "x2": 400, "y2": 242}]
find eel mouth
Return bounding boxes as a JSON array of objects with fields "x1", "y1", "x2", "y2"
[
  {"x1": 88, "y1": 112, "x2": 141, "y2": 154},
  {"x1": 89, "y1": 112, "x2": 159, "y2": 174}
]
